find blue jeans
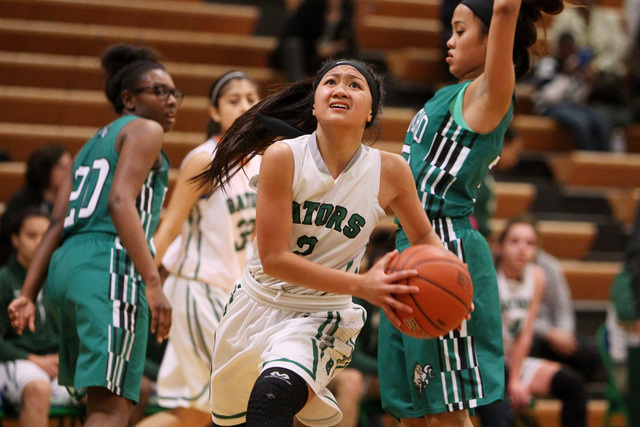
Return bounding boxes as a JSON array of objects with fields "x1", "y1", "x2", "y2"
[{"x1": 542, "y1": 102, "x2": 612, "y2": 151}]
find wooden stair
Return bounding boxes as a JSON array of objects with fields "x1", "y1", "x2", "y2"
[
  {"x1": 0, "y1": 18, "x2": 276, "y2": 67},
  {"x1": 0, "y1": 0, "x2": 259, "y2": 34}
]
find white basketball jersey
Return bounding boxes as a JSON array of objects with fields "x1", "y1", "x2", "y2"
[
  {"x1": 498, "y1": 264, "x2": 537, "y2": 353},
  {"x1": 247, "y1": 132, "x2": 386, "y2": 297},
  {"x1": 163, "y1": 138, "x2": 260, "y2": 291}
]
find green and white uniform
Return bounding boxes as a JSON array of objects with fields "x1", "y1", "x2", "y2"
[
  {"x1": 0, "y1": 257, "x2": 73, "y2": 408},
  {"x1": 497, "y1": 264, "x2": 544, "y2": 386},
  {"x1": 209, "y1": 132, "x2": 385, "y2": 426},
  {"x1": 156, "y1": 137, "x2": 260, "y2": 412},
  {"x1": 379, "y1": 81, "x2": 511, "y2": 418},
  {"x1": 47, "y1": 115, "x2": 169, "y2": 402}
]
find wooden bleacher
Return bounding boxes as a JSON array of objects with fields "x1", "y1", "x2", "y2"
[
  {"x1": 511, "y1": 114, "x2": 574, "y2": 152},
  {"x1": 384, "y1": 47, "x2": 449, "y2": 84},
  {"x1": 376, "y1": 107, "x2": 416, "y2": 142},
  {"x1": 560, "y1": 259, "x2": 623, "y2": 303},
  {"x1": 364, "y1": 0, "x2": 440, "y2": 20},
  {"x1": 489, "y1": 218, "x2": 598, "y2": 260},
  {"x1": 606, "y1": 188, "x2": 639, "y2": 227},
  {"x1": 0, "y1": 123, "x2": 203, "y2": 167},
  {"x1": 357, "y1": 14, "x2": 441, "y2": 51},
  {"x1": 0, "y1": 85, "x2": 418, "y2": 137},
  {"x1": 493, "y1": 181, "x2": 537, "y2": 219},
  {"x1": 0, "y1": 51, "x2": 285, "y2": 100},
  {"x1": 0, "y1": 18, "x2": 276, "y2": 68},
  {"x1": 626, "y1": 122, "x2": 640, "y2": 152},
  {"x1": 0, "y1": 0, "x2": 259, "y2": 34},
  {"x1": 548, "y1": 151, "x2": 640, "y2": 188}
]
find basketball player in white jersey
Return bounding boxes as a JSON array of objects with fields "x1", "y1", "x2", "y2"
[
  {"x1": 136, "y1": 72, "x2": 260, "y2": 427},
  {"x1": 480, "y1": 216, "x2": 587, "y2": 427},
  {"x1": 195, "y1": 59, "x2": 445, "y2": 427}
]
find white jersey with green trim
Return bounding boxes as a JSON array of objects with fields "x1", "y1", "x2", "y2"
[
  {"x1": 246, "y1": 132, "x2": 386, "y2": 297},
  {"x1": 498, "y1": 264, "x2": 536, "y2": 353},
  {"x1": 162, "y1": 137, "x2": 260, "y2": 291}
]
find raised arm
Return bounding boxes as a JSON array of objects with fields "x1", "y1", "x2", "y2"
[
  {"x1": 153, "y1": 151, "x2": 210, "y2": 266},
  {"x1": 379, "y1": 151, "x2": 441, "y2": 248},
  {"x1": 464, "y1": 0, "x2": 520, "y2": 133}
]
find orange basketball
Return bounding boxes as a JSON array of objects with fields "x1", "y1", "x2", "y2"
[{"x1": 386, "y1": 244, "x2": 473, "y2": 339}]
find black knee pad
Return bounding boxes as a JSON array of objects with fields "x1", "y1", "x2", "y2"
[{"x1": 246, "y1": 367, "x2": 309, "y2": 427}]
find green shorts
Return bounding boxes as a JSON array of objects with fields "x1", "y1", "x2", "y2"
[
  {"x1": 610, "y1": 268, "x2": 638, "y2": 322},
  {"x1": 47, "y1": 232, "x2": 149, "y2": 403},
  {"x1": 379, "y1": 217, "x2": 504, "y2": 419}
]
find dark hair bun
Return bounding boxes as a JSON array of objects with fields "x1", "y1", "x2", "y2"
[{"x1": 100, "y1": 44, "x2": 160, "y2": 78}]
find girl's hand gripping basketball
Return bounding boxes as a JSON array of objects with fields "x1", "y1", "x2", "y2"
[
  {"x1": 358, "y1": 249, "x2": 419, "y2": 330},
  {"x1": 8, "y1": 296, "x2": 36, "y2": 335}
]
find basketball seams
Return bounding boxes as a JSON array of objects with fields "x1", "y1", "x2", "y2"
[
  {"x1": 387, "y1": 260, "x2": 472, "y2": 306},
  {"x1": 408, "y1": 293, "x2": 446, "y2": 336},
  {"x1": 384, "y1": 244, "x2": 473, "y2": 339},
  {"x1": 411, "y1": 275, "x2": 471, "y2": 307}
]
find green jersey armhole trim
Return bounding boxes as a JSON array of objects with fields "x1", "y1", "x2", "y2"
[{"x1": 449, "y1": 80, "x2": 473, "y2": 132}]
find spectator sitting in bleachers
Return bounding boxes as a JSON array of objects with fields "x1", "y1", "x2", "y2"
[
  {"x1": 531, "y1": 32, "x2": 613, "y2": 151},
  {"x1": 0, "y1": 208, "x2": 76, "y2": 427},
  {"x1": 478, "y1": 216, "x2": 587, "y2": 427},
  {"x1": 530, "y1": 248, "x2": 604, "y2": 384},
  {"x1": 270, "y1": 0, "x2": 358, "y2": 82},
  {"x1": 548, "y1": 0, "x2": 633, "y2": 128},
  {"x1": 626, "y1": 0, "x2": 640, "y2": 123},
  {"x1": 0, "y1": 145, "x2": 72, "y2": 266}
]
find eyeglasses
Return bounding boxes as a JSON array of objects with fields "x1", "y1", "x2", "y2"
[{"x1": 134, "y1": 84, "x2": 184, "y2": 104}]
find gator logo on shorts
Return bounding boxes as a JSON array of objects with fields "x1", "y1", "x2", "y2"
[
  {"x1": 413, "y1": 363, "x2": 435, "y2": 395},
  {"x1": 325, "y1": 359, "x2": 335, "y2": 375}
]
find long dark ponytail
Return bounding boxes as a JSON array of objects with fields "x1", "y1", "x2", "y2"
[
  {"x1": 194, "y1": 79, "x2": 317, "y2": 192},
  {"x1": 513, "y1": 0, "x2": 565, "y2": 79},
  {"x1": 194, "y1": 58, "x2": 384, "y2": 193}
]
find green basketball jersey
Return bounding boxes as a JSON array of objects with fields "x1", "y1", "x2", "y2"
[
  {"x1": 402, "y1": 81, "x2": 512, "y2": 219},
  {"x1": 62, "y1": 115, "x2": 169, "y2": 245}
]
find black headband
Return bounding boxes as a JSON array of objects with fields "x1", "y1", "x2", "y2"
[
  {"x1": 313, "y1": 60, "x2": 379, "y2": 119},
  {"x1": 460, "y1": 0, "x2": 494, "y2": 28}
]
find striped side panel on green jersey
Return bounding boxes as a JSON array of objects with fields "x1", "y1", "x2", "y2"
[
  {"x1": 105, "y1": 237, "x2": 140, "y2": 395},
  {"x1": 432, "y1": 218, "x2": 483, "y2": 411}
]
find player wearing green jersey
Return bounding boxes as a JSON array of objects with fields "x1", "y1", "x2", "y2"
[
  {"x1": 377, "y1": 0, "x2": 565, "y2": 425},
  {"x1": 9, "y1": 44, "x2": 180, "y2": 427}
]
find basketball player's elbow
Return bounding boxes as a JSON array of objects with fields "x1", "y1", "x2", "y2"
[
  {"x1": 107, "y1": 196, "x2": 124, "y2": 215},
  {"x1": 107, "y1": 193, "x2": 134, "y2": 218},
  {"x1": 260, "y1": 250, "x2": 287, "y2": 278}
]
